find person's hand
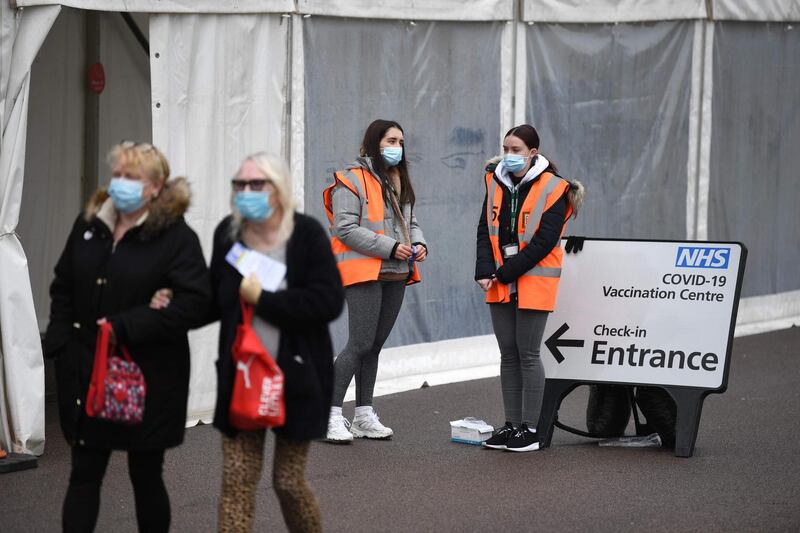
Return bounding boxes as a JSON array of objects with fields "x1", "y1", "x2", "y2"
[
  {"x1": 149, "y1": 288, "x2": 173, "y2": 309},
  {"x1": 394, "y1": 243, "x2": 413, "y2": 261},
  {"x1": 240, "y1": 274, "x2": 262, "y2": 305},
  {"x1": 415, "y1": 245, "x2": 427, "y2": 262},
  {"x1": 477, "y1": 277, "x2": 495, "y2": 292},
  {"x1": 564, "y1": 236, "x2": 585, "y2": 253},
  {"x1": 96, "y1": 317, "x2": 117, "y2": 344}
]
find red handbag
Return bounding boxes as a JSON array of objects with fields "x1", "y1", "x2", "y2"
[
  {"x1": 229, "y1": 298, "x2": 286, "y2": 430},
  {"x1": 86, "y1": 322, "x2": 146, "y2": 425}
]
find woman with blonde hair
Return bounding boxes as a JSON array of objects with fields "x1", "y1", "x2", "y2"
[
  {"x1": 44, "y1": 141, "x2": 211, "y2": 532},
  {"x1": 207, "y1": 153, "x2": 344, "y2": 532}
]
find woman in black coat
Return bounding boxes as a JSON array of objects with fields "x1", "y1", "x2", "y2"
[
  {"x1": 207, "y1": 153, "x2": 344, "y2": 532},
  {"x1": 44, "y1": 142, "x2": 210, "y2": 532}
]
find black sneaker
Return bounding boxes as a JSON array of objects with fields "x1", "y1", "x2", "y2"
[
  {"x1": 483, "y1": 422, "x2": 515, "y2": 449},
  {"x1": 505, "y1": 424, "x2": 540, "y2": 452}
]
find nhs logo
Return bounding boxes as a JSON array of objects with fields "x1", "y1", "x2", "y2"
[{"x1": 675, "y1": 247, "x2": 730, "y2": 269}]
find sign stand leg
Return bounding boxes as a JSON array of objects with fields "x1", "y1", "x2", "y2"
[
  {"x1": 537, "y1": 379, "x2": 580, "y2": 449},
  {"x1": 666, "y1": 387, "x2": 708, "y2": 458}
]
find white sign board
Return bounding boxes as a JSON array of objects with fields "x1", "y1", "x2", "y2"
[{"x1": 542, "y1": 240, "x2": 745, "y2": 390}]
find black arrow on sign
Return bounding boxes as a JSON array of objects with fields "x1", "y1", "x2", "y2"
[{"x1": 545, "y1": 323, "x2": 584, "y2": 364}]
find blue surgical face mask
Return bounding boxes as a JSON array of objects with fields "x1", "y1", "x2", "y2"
[
  {"x1": 381, "y1": 147, "x2": 403, "y2": 167},
  {"x1": 235, "y1": 191, "x2": 273, "y2": 222},
  {"x1": 503, "y1": 154, "x2": 530, "y2": 174},
  {"x1": 108, "y1": 177, "x2": 145, "y2": 213}
]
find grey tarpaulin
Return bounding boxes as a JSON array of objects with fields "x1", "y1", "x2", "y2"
[
  {"x1": 303, "y1": 17, "x2": 504, "y2": 350},
  {"x1": 525, "y1": 21, "x2": 695, "y2": 240},
  {"x1": 709, "y1": 21, "x2": 800, "y2": 298}
]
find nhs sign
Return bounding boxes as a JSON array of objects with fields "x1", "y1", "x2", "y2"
[{"x1": 675, "y1": 247, "x2": 731, "y2": 269}]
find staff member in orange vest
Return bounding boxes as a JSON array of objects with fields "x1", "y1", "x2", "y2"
[
  {"x1": 322, "y1": 119, "x2": 427, "y2": 442},
  {"x1": 475, "y1": 124, "x2": 583, "y2": 452}
]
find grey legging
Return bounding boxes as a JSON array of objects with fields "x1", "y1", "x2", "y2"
[
  {"x1": 332, "y1": 280, "x2": 406, "y2": 407},
  {"x1": 489, "y1": 303, "x2": 549, "y2": 427}
]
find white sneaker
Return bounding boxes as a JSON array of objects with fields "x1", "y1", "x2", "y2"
[
  {"x1": 351, "y1": 411, "x2": 393, "y2": 439},
  {"x1": 325, "y1": 414, "x2": 353, "y2": 444}
]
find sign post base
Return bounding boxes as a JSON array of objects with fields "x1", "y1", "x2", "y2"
[
  {"x1": 538, "y1": 379, "x2": 710, "y2": 458},
  {"x1": 0, "y1": 452, "x2": 38, "y2": 474}
]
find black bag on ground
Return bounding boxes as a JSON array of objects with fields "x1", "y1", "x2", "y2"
[
  {"x1": 635, "y1": 386, "x2": 677, "y2": 448},
  {"x1": 586, "y1": 384, "x2": 631, "y2": 437}
]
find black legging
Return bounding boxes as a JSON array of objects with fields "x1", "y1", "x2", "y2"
[{"x1": 63, "y1": 445, "x2": 170, "y2": 533}]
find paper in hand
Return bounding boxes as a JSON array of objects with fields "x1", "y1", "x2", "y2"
[{"x1": 225, "y1": 242, "x2": 287, "y2": 292}]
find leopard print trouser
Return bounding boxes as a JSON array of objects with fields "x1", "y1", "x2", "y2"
[{"x1": 219, "y1": 430, "x2": 322, "y2": 533}]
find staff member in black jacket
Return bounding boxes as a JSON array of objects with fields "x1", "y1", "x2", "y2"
[
  {"x1": 475, "y1": 125, "x2": 583, "y2": 453},
  {"x1": 44, "y1": 141, "x2": 211, "y2": 532},
  {"x1": 207, "y1": 152, "x2": 344, "y2": 532}
]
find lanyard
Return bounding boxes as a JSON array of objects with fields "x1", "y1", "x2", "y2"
[{"x1": 509, "y1": 187, "x2": 519, "y2": 235}]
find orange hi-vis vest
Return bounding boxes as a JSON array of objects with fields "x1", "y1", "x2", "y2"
[
  {"x1": 323, "y1": 167, "x2": 421, "y2": 287},
  {"x1": 484, "y1": 171, "x2": 572, "y2": 311}
]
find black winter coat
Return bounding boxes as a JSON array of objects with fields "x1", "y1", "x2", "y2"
[
  {"x1": 475, "y1": 163, "x2": 568, "y2": 285},
  {"x1": 209, "y1": 213, "x2": 344, "y2": 441},
  {"x1": 44, "y1": 178, "x2": 211, "y2": 450}
]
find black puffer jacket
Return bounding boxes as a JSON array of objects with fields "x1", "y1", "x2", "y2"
[
  {"x1": 475, "y1": 160, "x2": 569, "y2": 284},
  {"x1": 209, "y1": 213, "x2": 344, "y2": 441},
  {"x1": 44, "y1": 178, "x2": 211, "y2": 450}
]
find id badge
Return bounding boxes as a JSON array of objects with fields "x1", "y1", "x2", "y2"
[{"x1": 502, "y1": 244, "x2": 519, "y2": 258}]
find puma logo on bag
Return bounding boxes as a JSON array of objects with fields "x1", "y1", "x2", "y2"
[{"x1": 236, "y1": 356, "x2": 255, "y2": 389}]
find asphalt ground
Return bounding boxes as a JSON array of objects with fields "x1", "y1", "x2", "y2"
[{"x1": 2, "y1": 326, "x2": 799, "y2": 532}]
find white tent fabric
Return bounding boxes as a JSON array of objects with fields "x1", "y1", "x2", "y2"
[
  {"x1": 150, "y1": 13, "x2": 288, "y2": 423},
  {"x1": 714, "y1": 0, "x2": 800, "y2": 21},
  {"x1": 0, "y1": 2, "x2": 59, "y2": 455},
  {"x1": 298, "y1": 0, "x2": 514, "y2": 20},
  {"x1": 15, "y1": 0, "x2": 295, "y2": 13},
  {"x1": 522, "y1": 0, "x2": 708, "y2": 22},
  {"x1": 17, "y1": 0, "x2": 800, "y2": 22}
]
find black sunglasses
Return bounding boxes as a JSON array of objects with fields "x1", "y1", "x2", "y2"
[{"x1": 231, "y1": 179, "x2": 269, "y2": 192}]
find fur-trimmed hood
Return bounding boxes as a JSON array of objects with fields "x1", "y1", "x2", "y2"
[
  {"x1": 484, "y1": 155, "x2": 585, "y2": 217},
  {"x1": 84, "y1": 177, "x2": 191, "y2": 237}
]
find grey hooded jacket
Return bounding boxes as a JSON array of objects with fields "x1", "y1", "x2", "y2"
[{"x1": 330, "y1": 157, "x2": 426, "y2": 277}]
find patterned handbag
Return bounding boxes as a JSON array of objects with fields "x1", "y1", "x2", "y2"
[{"x1": 86, "y1": 322, "x2": 146, "y2": 425}]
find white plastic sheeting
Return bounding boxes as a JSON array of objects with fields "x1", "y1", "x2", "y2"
[
  {"x1": 522, "y1": 0, "x2": 708, "y2": 22},
  {"x1": 302, "y1": 17, "x2": 504, "y2": 350},
  {"x1": 0, "y1": 3, "x2": 59, "y2": 455},
  {"x1": 525, "y1": 21, "x2": 695, "y2": 239},
  {"x1": 150, "y1": 13, "x2": 288, "y2": 423},
  {"x1": 708, "y1": 21, "x2": 800, "y2": 298}
]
